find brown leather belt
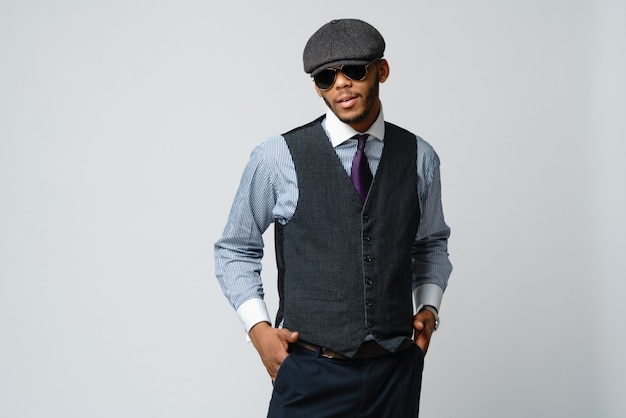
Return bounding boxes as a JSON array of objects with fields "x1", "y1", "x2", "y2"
[{"x1": 292, "y1": 340, "x2": 395, "y2": 360}]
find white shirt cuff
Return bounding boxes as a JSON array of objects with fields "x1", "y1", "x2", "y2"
[
  {"x1": 236, "y1": 298, "x2": 272, "y2": 334},
  {"x1": 412, "y1": 283, "x2": 444, "y2": 315}
]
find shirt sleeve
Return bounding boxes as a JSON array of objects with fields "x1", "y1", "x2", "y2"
[
  {"x1": 214, "y1": 142, "x2": 277, "y2": 333},
  {"x1": 411, "y1": 139, "x2": 453, "y2": 314}
]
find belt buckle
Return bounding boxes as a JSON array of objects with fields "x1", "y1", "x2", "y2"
[
  {"x1": 320, "y1": 348, "x2": 334, "y2": 359},
  {"x1": 321, "y1": 347, "x2": 347, "y2": 360}
]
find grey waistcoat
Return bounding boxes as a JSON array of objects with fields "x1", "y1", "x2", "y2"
[{"x1": 275, "y1": 116, "x2": 420, "y2": 358}]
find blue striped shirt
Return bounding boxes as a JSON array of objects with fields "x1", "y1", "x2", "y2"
[{"x1": 215, "y1": 108, "x2": 452, "y2": 333}]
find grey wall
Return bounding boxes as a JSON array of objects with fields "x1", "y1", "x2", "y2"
[{"x1": 1, "y1": 1, "x2": 624, "y2": 417}]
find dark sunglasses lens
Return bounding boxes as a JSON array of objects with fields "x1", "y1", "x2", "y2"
[
  {"x1": 342, "y1": 65, "x2": 368, "y2": 81},
  {"x1": 314, "y1": 69, "x2": 336, "y2": 90}
]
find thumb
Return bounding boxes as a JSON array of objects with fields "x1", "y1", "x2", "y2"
[
  {"x1": 414, "y1": 319, "x2": 425, "y2": 332},
  {"x1": 287, "y1": 330, "x2": 299, "y2": 342},
  {"x1": 280, "y1": 328, "x2": 299, "y2": 342}
]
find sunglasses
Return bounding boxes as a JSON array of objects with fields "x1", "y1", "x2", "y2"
[{"x1": 313, "y1": 59, "x2": 380, "y2": 90}]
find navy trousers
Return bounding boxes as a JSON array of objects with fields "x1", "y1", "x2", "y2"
[{"x1": 267, "y1": 344, "x2": 424, "y2": 418}]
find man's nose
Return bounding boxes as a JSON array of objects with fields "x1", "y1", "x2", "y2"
[{"x1": 333, "y1": 70, "x2": 352, "y2": 88}]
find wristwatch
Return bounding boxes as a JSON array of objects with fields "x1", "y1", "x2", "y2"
[{"x1": 420, "y1": 305, "x2": 440, "y2": 331}]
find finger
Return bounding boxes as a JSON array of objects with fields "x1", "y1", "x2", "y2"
[
  {"x1": 415, "y1": 338, "x2": 428, "y2": 354},
  {"x1": 413, "y1": 321, "x2": 425, "y2": 333},
  {"x1": 279, "y1": 329, "x2": 299, "y2": 343}
]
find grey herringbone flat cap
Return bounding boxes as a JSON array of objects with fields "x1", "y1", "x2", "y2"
[{"x1": 303, "y1": 19, "x2": 385, "y2": 76}]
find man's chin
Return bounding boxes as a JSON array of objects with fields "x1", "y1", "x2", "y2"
[{"x1": 337, "y1": 109, "x2": 368, "y2": 125}]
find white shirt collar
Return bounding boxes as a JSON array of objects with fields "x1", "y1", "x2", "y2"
[{"x1": 323, "y1": 105, "x2": 386, "y2": 148}]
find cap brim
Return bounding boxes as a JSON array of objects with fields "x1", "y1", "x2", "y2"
[{"x1": 310, "y1": 58, "x2": 372, "y2": 77}]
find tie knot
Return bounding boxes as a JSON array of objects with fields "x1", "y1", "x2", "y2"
[{"x1": 354, "y1": 134, "x2": 368, "y2": 150}]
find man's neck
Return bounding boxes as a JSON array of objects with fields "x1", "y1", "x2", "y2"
[{"x1": 324, "y1": 105, "x2": 386, "y2": 148}]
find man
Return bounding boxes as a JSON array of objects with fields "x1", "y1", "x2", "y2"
[{"x1": 215, "y1": 18, "x2": 452, "y2": 417}]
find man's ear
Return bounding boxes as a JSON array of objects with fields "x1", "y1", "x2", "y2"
[{"x1": 378, "y1": 59, "x2": 390, "y2": 83}]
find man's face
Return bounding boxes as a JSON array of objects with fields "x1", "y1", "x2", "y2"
[{"x1": 315, "y1": 59, "x2": 389, "y2": 132}]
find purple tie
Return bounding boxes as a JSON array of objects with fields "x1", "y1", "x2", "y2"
[{"x1": 350, "y1": 134, "x2": 373, "y2": 203}]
